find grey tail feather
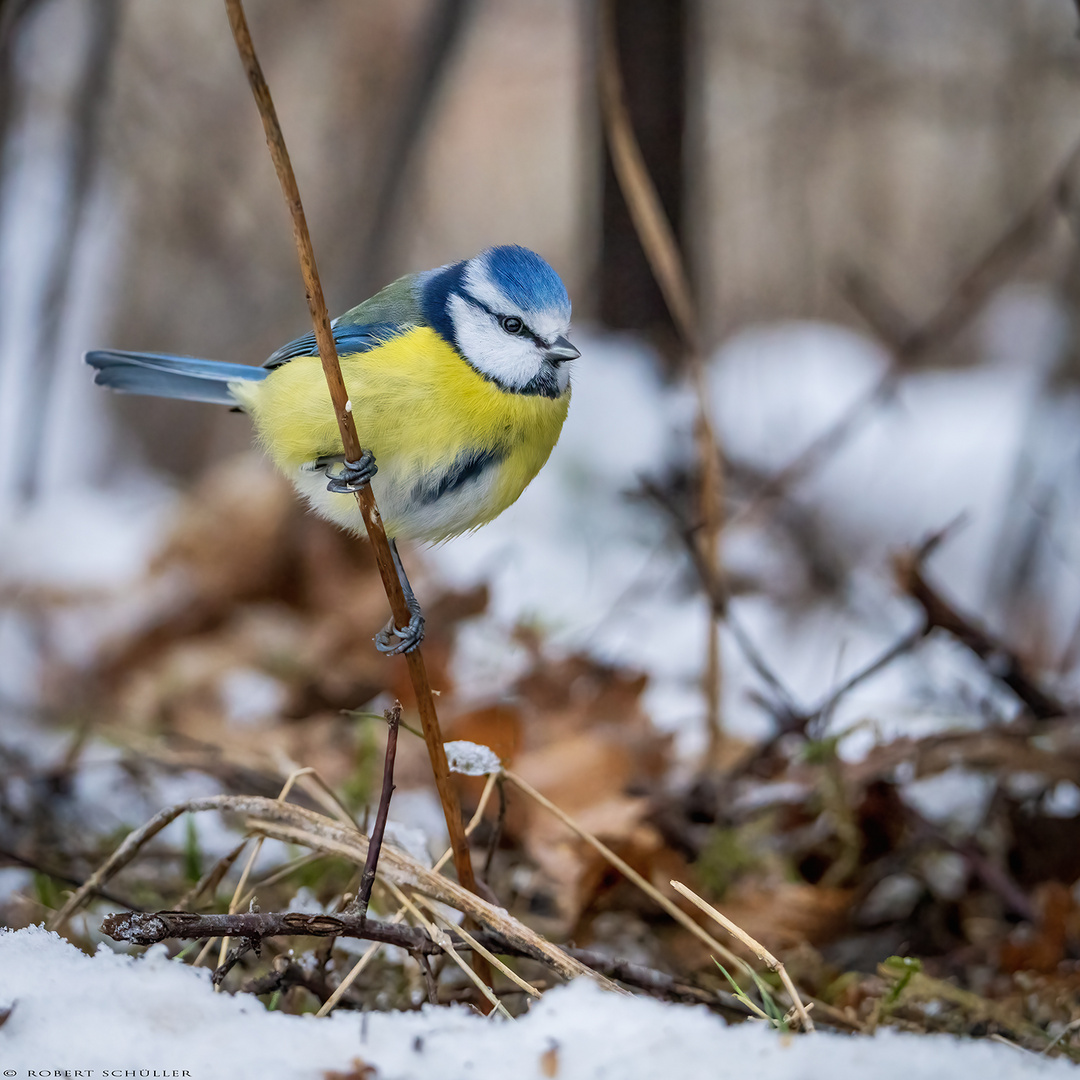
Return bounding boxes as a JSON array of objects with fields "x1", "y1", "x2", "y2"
[{"x1": 85, "y1": 349, "x2": 269, "y2": 406}]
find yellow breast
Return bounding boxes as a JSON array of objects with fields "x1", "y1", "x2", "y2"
[{"x1": 230, "y1": 326, "x2": 570, "y2": 541}]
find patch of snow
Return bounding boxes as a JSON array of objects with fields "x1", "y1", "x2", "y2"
[
  {"x1": 1044, "y1": 781, "x2": 1080, "y2": 819},
  {"x1": 0, "y1": 926, "x2": 1072, "y2": 1080},
  {"x1": 219, "y1": 667, "x2": 289, "y2": 728},
  {"x1": 444, "y1": 740, "x2": 501, "y2": 776},
  {"x1": 901, "y1": 767, "x2": 997, "y2": 836}
]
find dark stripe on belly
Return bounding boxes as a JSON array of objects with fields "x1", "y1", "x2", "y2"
[{"x1": 413, "y1": 447, "x2": 504, "y2": 506}]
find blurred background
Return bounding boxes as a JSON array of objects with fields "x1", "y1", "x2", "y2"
[{"x1": 4, "y1": 0, "x2": 1080, "y2": 1031}]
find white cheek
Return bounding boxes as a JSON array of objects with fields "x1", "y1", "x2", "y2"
[{"x1": 448, "y1": 294, "x2": 541, "y2": 387}]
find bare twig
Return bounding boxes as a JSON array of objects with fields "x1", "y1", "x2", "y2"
[
  {"x1": 222, "y1": 0, "x2": 476, "y2": 897},
  {"x1": 641, "y1": 478, "x2": 801, "y2": 723},
  {"x1": 348, "y1": 705, "x2": 400, "y2": 921}
]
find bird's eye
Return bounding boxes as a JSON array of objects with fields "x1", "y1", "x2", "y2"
[{"x1": 500, "y1": 316, "x2": 524, "y2": 335}]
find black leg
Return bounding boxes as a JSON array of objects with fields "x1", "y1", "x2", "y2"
[
  {"x1": 375, "y1": 538, "x2": 425, "y2": 655},
  {"x1": 323, "y1": 449, "x2": 378, "y2": 494}
]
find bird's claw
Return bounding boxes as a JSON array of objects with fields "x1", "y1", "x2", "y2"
[
  {"x1": 375, "y1": 610, "x2": 425, "y2": 655},
  {"x1": 325, "y1": 449, "x2": 377, "y2": 494}
]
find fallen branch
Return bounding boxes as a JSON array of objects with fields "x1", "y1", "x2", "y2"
[{"x1": 99, "y1": 907, "x2": 757, "y2": 1018}]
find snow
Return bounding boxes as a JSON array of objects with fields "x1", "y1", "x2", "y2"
[
  {"x1": 444, "y1": 740, "x2": 502, "y2": 776},
  {"x1": 0, "y1": 925, "x2": 1072, "y2": 1080}
]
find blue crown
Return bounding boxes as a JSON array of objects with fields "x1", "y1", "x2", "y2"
[{"x1": 480, "y1": 245, "x2": 570, "y2": 319}]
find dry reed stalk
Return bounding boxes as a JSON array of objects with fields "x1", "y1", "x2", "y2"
[
  {"x1": 317, "y1": 778, "x2": 497, "y2": 1017},
  {"x1": 49, "y1": 787, "x2": 599, "y2": 981},
  {"x1": 244, "y1": 802, "x2": 607, "y2": 985},
  {"x1": 382, "y1": 878, "x2": 511, "y2": 1019},
  {"x1": 221, "y1": 0, "x2": 476, "y2": 897},
  {"x1": 216, "y1": 764, "x2": 357, "y2": 981},
  {"x1": 52, "y1": 790, "x2": 607, "y2": 985},
  {"x1": 597, "y1": 0, "x2": 726, "y2": 761},
  {"x1": 501, "y1": 768, "x2": 767, "y2": 1018},
  {"x1": 414, "y1": 894, "x2": 542, "y2": 1000},
  {"x1": 670, "y1": 879, "x2": 815, "y2": 1032}
]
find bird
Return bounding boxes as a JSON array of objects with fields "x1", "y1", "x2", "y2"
[{"x1": 86, "y1": 244, "x2": 579, "y2": 655}]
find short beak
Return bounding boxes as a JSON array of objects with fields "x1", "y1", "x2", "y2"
[{"x1": 543, "y1": 335, "x2": 580, "y2": 363}]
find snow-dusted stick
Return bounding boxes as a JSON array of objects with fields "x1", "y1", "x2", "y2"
[
  {"x1": 597, "y1": 0, "x2": 726, "y2": 760},
  {"x1": 221, "y1": 0, "x2": 477, "y2": 901},
  {"x1": 669, "y1": 880, "x2": 815, "y2": 1033},
  {"x1": 102, "y1": 909, "x2": 446, "y2": 952},
  {"x1": 347, "y1": 705, "x2": 400, "y2": 922}
]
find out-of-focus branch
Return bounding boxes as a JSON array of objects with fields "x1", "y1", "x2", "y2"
[
  {"x1": 598, "y1": 0, "x2": 726, "y2": 760},
  {"x1": 895, "y1": 536, "x2": 1069, "y2": 722},
  {"x1": 222, "y1": 0, "x2": 477, "y2": 899},
  {"x1": 734, "y1": 137, "x2": 1080, "y2": 527}
]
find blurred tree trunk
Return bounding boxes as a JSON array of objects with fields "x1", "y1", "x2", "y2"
[
  {"x1": 598, "y1": 0, "x2": 685, "y2": 359},
  {"x1": 13, "y1": 0, "x2": 120, "y2": 503}
]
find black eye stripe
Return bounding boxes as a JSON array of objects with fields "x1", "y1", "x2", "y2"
[{"x1": 454, "y1": 291, "x2": 547, "y2": 348}]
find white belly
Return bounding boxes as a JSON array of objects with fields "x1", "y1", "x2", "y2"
[{"x1": 292, "y1": 455, "x2": 507, "y2": 543}]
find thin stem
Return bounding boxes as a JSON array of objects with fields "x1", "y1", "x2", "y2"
[
  {"x1": 349, "y1": 705, "x2": 400, "y2": 920},
  {"x1": 221, "y1": 0, "x2": 476, "y2": 897}
]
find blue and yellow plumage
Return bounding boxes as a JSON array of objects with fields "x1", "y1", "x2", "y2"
[{"x1": 86, "y1": 244, "x2": 579, "y2": 652}]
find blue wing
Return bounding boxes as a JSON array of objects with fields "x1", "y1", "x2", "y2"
[{"x1": 262, "y1": 322, "x2": 404, "y2": 369}]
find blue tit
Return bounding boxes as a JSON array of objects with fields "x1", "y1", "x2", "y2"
[{"x1": 86, "y1": 244, "x2": 580, "y2": 654}]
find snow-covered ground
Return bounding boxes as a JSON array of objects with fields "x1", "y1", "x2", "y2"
[{"x1": 0, "y1": 925, "x2": 1072, "y2": 1080}]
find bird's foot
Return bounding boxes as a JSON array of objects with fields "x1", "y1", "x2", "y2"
[
  {"x1": 375, "y1": 606, "x2": 425, "y2": 655},
  {"x1": 324, "y1": 449, "x2": 377, "y2": 494}
]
